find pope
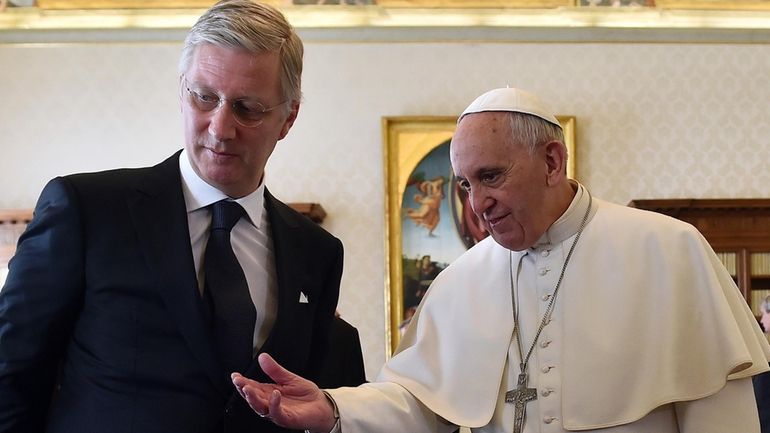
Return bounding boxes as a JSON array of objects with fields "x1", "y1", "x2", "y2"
[{"x1": 231, "y1": 87, "x2": 770, "y2": 433}]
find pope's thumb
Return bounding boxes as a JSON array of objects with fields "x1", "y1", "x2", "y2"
[{"x1": 258, "y1": 353, "x2": 295, "y2": 384}]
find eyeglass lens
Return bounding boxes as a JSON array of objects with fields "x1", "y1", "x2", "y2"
[
  {"x1": 182, "y1": 77, "x2": 285, "y2": 127},
  {"x1": 188, "y1": 88, "x2": 271, "y2": 126}
]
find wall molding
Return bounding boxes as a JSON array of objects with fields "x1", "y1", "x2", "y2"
[{"x1": 4, "y1": 6, "x2": 770, "y2": 43}]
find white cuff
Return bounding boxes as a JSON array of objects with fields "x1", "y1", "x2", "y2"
[
  {"x1": 304, "y1": 418, "x2": 340, "y2": 433},
  {"x1": 328, "y1": 418, "x2": 342, "y2": 433},
  {"x1": 305, "y1": 390, "x2": 341, "y2": 433}
]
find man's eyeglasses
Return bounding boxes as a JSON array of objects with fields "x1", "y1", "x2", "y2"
[{"x1": 182, "y1": 77, "x2": 288, "y2": 128}]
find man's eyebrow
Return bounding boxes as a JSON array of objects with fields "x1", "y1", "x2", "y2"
[
  {"x1": 479, "y1": 167, "x2": 503, "y2": 173},
  {"x1": 474, "y1": 166, "x2": 505, "y2": 177},
  {"x1": 455, "y1": 166, "x2": 497, "y2": 181}
]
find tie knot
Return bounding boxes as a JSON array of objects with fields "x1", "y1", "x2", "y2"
[{"x1": 211, "y1": 200, "x2": 245, "y2": 231}]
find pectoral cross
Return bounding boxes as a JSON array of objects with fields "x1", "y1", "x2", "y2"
[{"x1": 505, "y1": 372, "x2": 537, "y2": 433}]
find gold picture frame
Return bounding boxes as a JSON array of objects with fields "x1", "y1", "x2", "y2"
[
  {"x1": 35, "y1": 1, "x2": 221, "y2": 9},
  {"x1": 383, "y1": 115, "x2": 576, "y2": 355}
]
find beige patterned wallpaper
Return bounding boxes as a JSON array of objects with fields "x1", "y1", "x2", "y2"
[{"x1": 1, "y1": 41, "x2": 769, "y2": 379}]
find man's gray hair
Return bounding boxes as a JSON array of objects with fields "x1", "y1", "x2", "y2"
[
  {"x1": 508, "y1": 111, "x2": 566, "y2": 157},
  {"x1": 178, "y1": 0, "x2": 303, "y2": 103}
]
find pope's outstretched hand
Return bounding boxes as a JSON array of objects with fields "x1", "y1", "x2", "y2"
[{"x1": 231, "y1": 353, "x2": 337, "y2": 433}]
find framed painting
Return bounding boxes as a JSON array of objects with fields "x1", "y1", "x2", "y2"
[{"x1": 383, "y1": 115, "x2": 576, "y2": 354}]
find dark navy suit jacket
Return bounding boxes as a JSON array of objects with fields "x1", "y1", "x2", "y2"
[{"x1": 0, "y1": 152, "x2": 343, "y2": 433}]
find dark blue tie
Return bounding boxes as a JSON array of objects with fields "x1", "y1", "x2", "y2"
[{"x1": 204, "y1": 200, "x2": 257, "y2": 376}]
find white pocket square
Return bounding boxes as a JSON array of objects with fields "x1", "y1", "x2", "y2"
[{"x1": 299, "y1": 292, "x2": 309, "y2": 304}]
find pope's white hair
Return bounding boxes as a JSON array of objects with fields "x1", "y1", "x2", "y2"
[{"x1": 507, "y1": 111, "x2": 565, "y2": 156}]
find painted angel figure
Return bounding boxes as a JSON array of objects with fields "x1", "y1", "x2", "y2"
[{"x1": 405, "y1": 177, "x2": 445, "y2": 236}]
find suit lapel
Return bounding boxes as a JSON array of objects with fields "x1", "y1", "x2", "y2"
[
  {"x1": 265, "y1": 189, "x2": 303, "y2": 309},
  {"x1": 245, "y1": 190, "x2": 304, "y2": 379},
  {"x1": 126, "y1": 151, "x2": 229, "y2": 396}
]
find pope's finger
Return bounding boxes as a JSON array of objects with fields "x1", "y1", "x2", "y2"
[
  {"x1": 234, "y1": 384, "x2": 247, "y2": 401},
  {"x1": 258, "y1": 353, "x2": 295, "y2": 384},
  {"x1": 231, "y1": 373, "x2": 253, "y2": 399},
  {"x1": 231, "y1": 372, "x2": 248, "y2": 388},
  {"x1": 240, "y1": 384, "x2": 271, "y2": 416},
  {"x1": 266, "y1": 390, "x2": 287, "y2": 424},
  {"x1": 269, "y1": 389, "x2": 282, "y2": 410},
  {"x1": 231, "y1": 374, "x2": 271, "y2": 407}
]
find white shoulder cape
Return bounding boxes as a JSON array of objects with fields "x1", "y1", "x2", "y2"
[{"x1": 377, "y1": 198, "x2": 770, "y2": 430}]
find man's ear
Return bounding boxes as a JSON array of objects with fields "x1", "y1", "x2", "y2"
[
  {"x1": 543, "y1": 140, "x2": 568, "y2": 186},
  {"x1": 278, "y1": 101, "x2": 300, "y2": 140}
]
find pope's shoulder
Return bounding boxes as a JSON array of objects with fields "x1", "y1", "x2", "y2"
[{"x1": 594, "y1": 197, "x2": 702, "y2": 238}]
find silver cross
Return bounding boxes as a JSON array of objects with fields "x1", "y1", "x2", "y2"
[{"x1": 505, "y1": 373, "x2": 537, "y2": 433}]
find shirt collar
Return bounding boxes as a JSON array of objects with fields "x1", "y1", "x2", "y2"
[
  {"x1": 179, "y1": 149, "x2": 266, "y2": 229},
  {"x1": 532, "y1": 180, "x2": 595, "y2": 249}
]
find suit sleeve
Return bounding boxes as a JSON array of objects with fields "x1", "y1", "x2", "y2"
[
  {"x1": 317, "y1": 318, "x2": 367, "y2": 388},
  {"x1": 339, "y1": 321, "x2": 366, "y2": 387},
  {"x1": 0, "y1": 177, "x2": 85, "y2": 433}
]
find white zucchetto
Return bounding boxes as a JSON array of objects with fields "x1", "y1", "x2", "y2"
[{"x1": 459, "y1": 87, "x2": 561, "y2": 128}]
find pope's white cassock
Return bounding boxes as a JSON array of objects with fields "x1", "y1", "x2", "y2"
[{"x1": 328, "y1": 182, "x2": 770, "y2": 433}]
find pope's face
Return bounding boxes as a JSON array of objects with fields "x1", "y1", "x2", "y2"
[
  {"x1": 451, "y1": 112, "x2": 552, "y2": 251},
  {"x1": 180, "y1": 44, "x2": 298, "y2": 198}
]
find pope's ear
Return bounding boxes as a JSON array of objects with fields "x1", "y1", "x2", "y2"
[{"x1": 543, "y1": 140, "x2": 568, "y2": 186}]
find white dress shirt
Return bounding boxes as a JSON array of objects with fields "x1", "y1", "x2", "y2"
[{"x1": 178, "y1": 149, "x2": 277, "y2": 353}]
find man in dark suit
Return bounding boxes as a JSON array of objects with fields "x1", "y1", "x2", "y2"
[{"x1": 0, "y1": 1, "x2": 342, "y2": 432}]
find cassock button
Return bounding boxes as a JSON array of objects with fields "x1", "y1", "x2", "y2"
[
  {"x1": 541, "y1": 250, "x2": 550, "y2": 257},
  {"x1": 543, "y1": 416, "x2": 556, "y2": 424},
  {"x1": 541, "y1": 365, "x2": 552, "y2": 373},
  {"x1": 540, "y1": 340, "x2": 551, "y2": 348},
  {"x1": 541, "y1": 293, "x2": 551, "y2": 301},
  {"x1": 538, "y1": 268, "x2": 549, "y2": 276},
  {"x1": 541, "y1": 389, "x2": 552, "y2": 397}
]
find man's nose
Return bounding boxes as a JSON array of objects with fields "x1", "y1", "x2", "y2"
[
  {"x1": 207, "y1": 104, "x2": 238, "y2": 141},
  {"x1": 469, "y1": 188, "x2": 493, "y2": 219}
]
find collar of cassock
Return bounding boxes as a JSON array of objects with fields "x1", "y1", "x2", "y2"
[{"x1": 531, "y1": 180, "x2": 597, "y2": 250}]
